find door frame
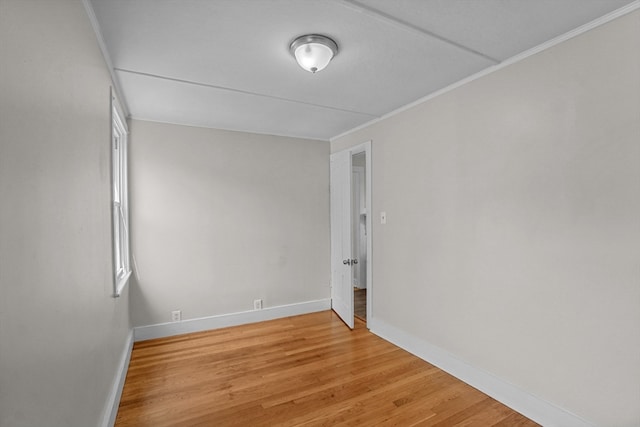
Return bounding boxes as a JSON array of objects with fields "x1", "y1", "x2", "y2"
[{"x1": 331, "y1": 140, "x2": 372, "y2": 325}]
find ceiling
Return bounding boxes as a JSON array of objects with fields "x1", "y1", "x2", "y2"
[{"x1": 88, "y1": 0, "x2": 635, "y2": 141}]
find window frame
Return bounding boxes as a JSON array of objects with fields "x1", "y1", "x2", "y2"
[{"x1": 111, "y1": 89, "x2": 131, "y2": 296}]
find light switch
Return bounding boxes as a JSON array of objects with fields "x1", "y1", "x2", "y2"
[{"x1": 380, "y1": 211, "x2": 386, "y2": 224}]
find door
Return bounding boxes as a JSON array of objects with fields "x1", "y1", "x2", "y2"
[{"x1": 330, "y1": 150, "x2": 354, "y2": 329}]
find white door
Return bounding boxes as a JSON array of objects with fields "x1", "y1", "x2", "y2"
[{"x1": 330, "y1": 150, "x2": 354, "y2": 329}]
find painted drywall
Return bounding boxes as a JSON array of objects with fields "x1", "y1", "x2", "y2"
[
  {"x1": 129, "y1": 120, "x2": 330, "y2": 326},
  {"x1": 332, "y1": 10, "x2": 640, "y2": 427},
  {"x1": 0, "y1": 1, "x2": 131, "y2": 426}
]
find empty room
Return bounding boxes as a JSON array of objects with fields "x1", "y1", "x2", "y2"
[{"x1": 1, "y1": 0, "x2": 639, "y2": 426}]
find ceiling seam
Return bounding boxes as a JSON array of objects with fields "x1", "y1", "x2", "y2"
[
  {"x1": 114, "y1": 68, "x2": 379, "y2": 118},
  {"x1": 127, "y1": 116, "x2": 331, "y2": 142},
  {"x1": 330, "y1": 0, "x2": 640, "y2": 142},
  {"x1": 336, "y1": 0, "x2": 500, "y2": 65}
]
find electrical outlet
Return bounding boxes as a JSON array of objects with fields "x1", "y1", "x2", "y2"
[
  {"x1": 253, "y1": 299, "x2": 263, "y2": 310},
  {"x1": 171, "y1": 310, "x2": 181, "y2": 322}
]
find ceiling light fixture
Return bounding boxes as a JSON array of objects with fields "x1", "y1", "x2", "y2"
[{"x1": 289, "y1": 34, "x2": 338, "y2": 74}]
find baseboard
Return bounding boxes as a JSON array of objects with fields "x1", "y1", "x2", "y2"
[
  {"x1": 134, "y1": 298, "x2": 332, "y2": 342},
  {"x1": 368, "y1": 317, "x2": 593, "y2": 427},
  {"x1": 101, "y1": 329, "x2": 134, "y2": 427}
]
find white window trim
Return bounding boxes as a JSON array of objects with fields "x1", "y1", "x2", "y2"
[{"x1": 111, "y1": 89, "x2": 131, "y2": 297}]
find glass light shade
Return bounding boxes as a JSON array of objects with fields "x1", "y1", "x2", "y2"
[
  {"x1": 290, "y1": 35, "x2": 338, "y2": 73},
  {"x1": 294, "y1": 42, "x2": 334, "y2": 73}
]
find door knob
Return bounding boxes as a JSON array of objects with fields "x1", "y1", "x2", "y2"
[
  {"x1": 343, "y1": 259, "x2": 351, "y2": 265},
  {"x1": 351, "y1": 259, "x2": 358, "y2": 265}
]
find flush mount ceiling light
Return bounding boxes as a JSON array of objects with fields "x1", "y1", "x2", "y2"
[{"x1": 289, "y1": 34, "x2": 338, "y2": 73}]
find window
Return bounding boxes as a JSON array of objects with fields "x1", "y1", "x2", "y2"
[{"x1": 112, "y1": 90, "x2": 131, "y2": 296}]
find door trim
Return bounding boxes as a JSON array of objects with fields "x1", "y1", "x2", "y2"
[{"x1": 350, "y1": 141, "x2": 372, "y2": 324}]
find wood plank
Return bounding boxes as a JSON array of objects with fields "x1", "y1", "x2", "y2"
[{"x1": 115, "y1": 311, "x2": 539, "y2": 427}]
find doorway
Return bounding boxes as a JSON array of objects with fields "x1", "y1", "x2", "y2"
[
  {"x1": 352, "y1": 153, "x2": 367, "y2": 321},
  {"x1": 330, "y1": 141, "x2": 372, "y2": 329}
]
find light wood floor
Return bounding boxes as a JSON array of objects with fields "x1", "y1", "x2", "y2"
[
  {"x1": 116, "y1": 311, "x2": 538, "y2": 426},
  {"x1": 354, "y1": 288, "x2": 366, "y2": 321}
]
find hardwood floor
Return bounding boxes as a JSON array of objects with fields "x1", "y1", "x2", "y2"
[
  {"x1": 354, "y1": 288, "x2": 366, "y2": 321},
  {"x1": 116, "y1": 311, "x2": 538, "y2": 426}
]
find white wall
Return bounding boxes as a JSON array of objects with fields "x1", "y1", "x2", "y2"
[
  {"x1": 129, "y1": 120, "x2": 330, "y2": 327},
  {"x1": 0, "y1": 1, "x2": 131, "y2": 426},
  {"x1": 332, "y1": 10, "x2": 639, "y2": 427}
]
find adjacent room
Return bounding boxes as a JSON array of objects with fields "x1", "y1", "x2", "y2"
[{"x1": 1, "y1": 0, "x2": 638, "y2": 426}]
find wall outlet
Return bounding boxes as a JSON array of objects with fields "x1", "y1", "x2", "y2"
[
  {"x1": 171, "y1": 310, "x2": 182, "y2": 322},
  {"x1": 253, "y1": 299, "x2": 263, "y2": 310}
]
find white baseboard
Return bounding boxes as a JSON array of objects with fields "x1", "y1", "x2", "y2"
[
  {"x1": 368, "y1": 317, "x2": 593, "y2": 427},
  {"x1": 101, "y1": 330, "x2": 134, "y2": 427},
  {"x1": 134, "y1": 298, "x2": 332, "y2": 342}
]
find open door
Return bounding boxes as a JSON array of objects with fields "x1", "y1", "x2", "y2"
[{"x1": 330, "y1": 150, "x2": 354, "y2": 329}]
